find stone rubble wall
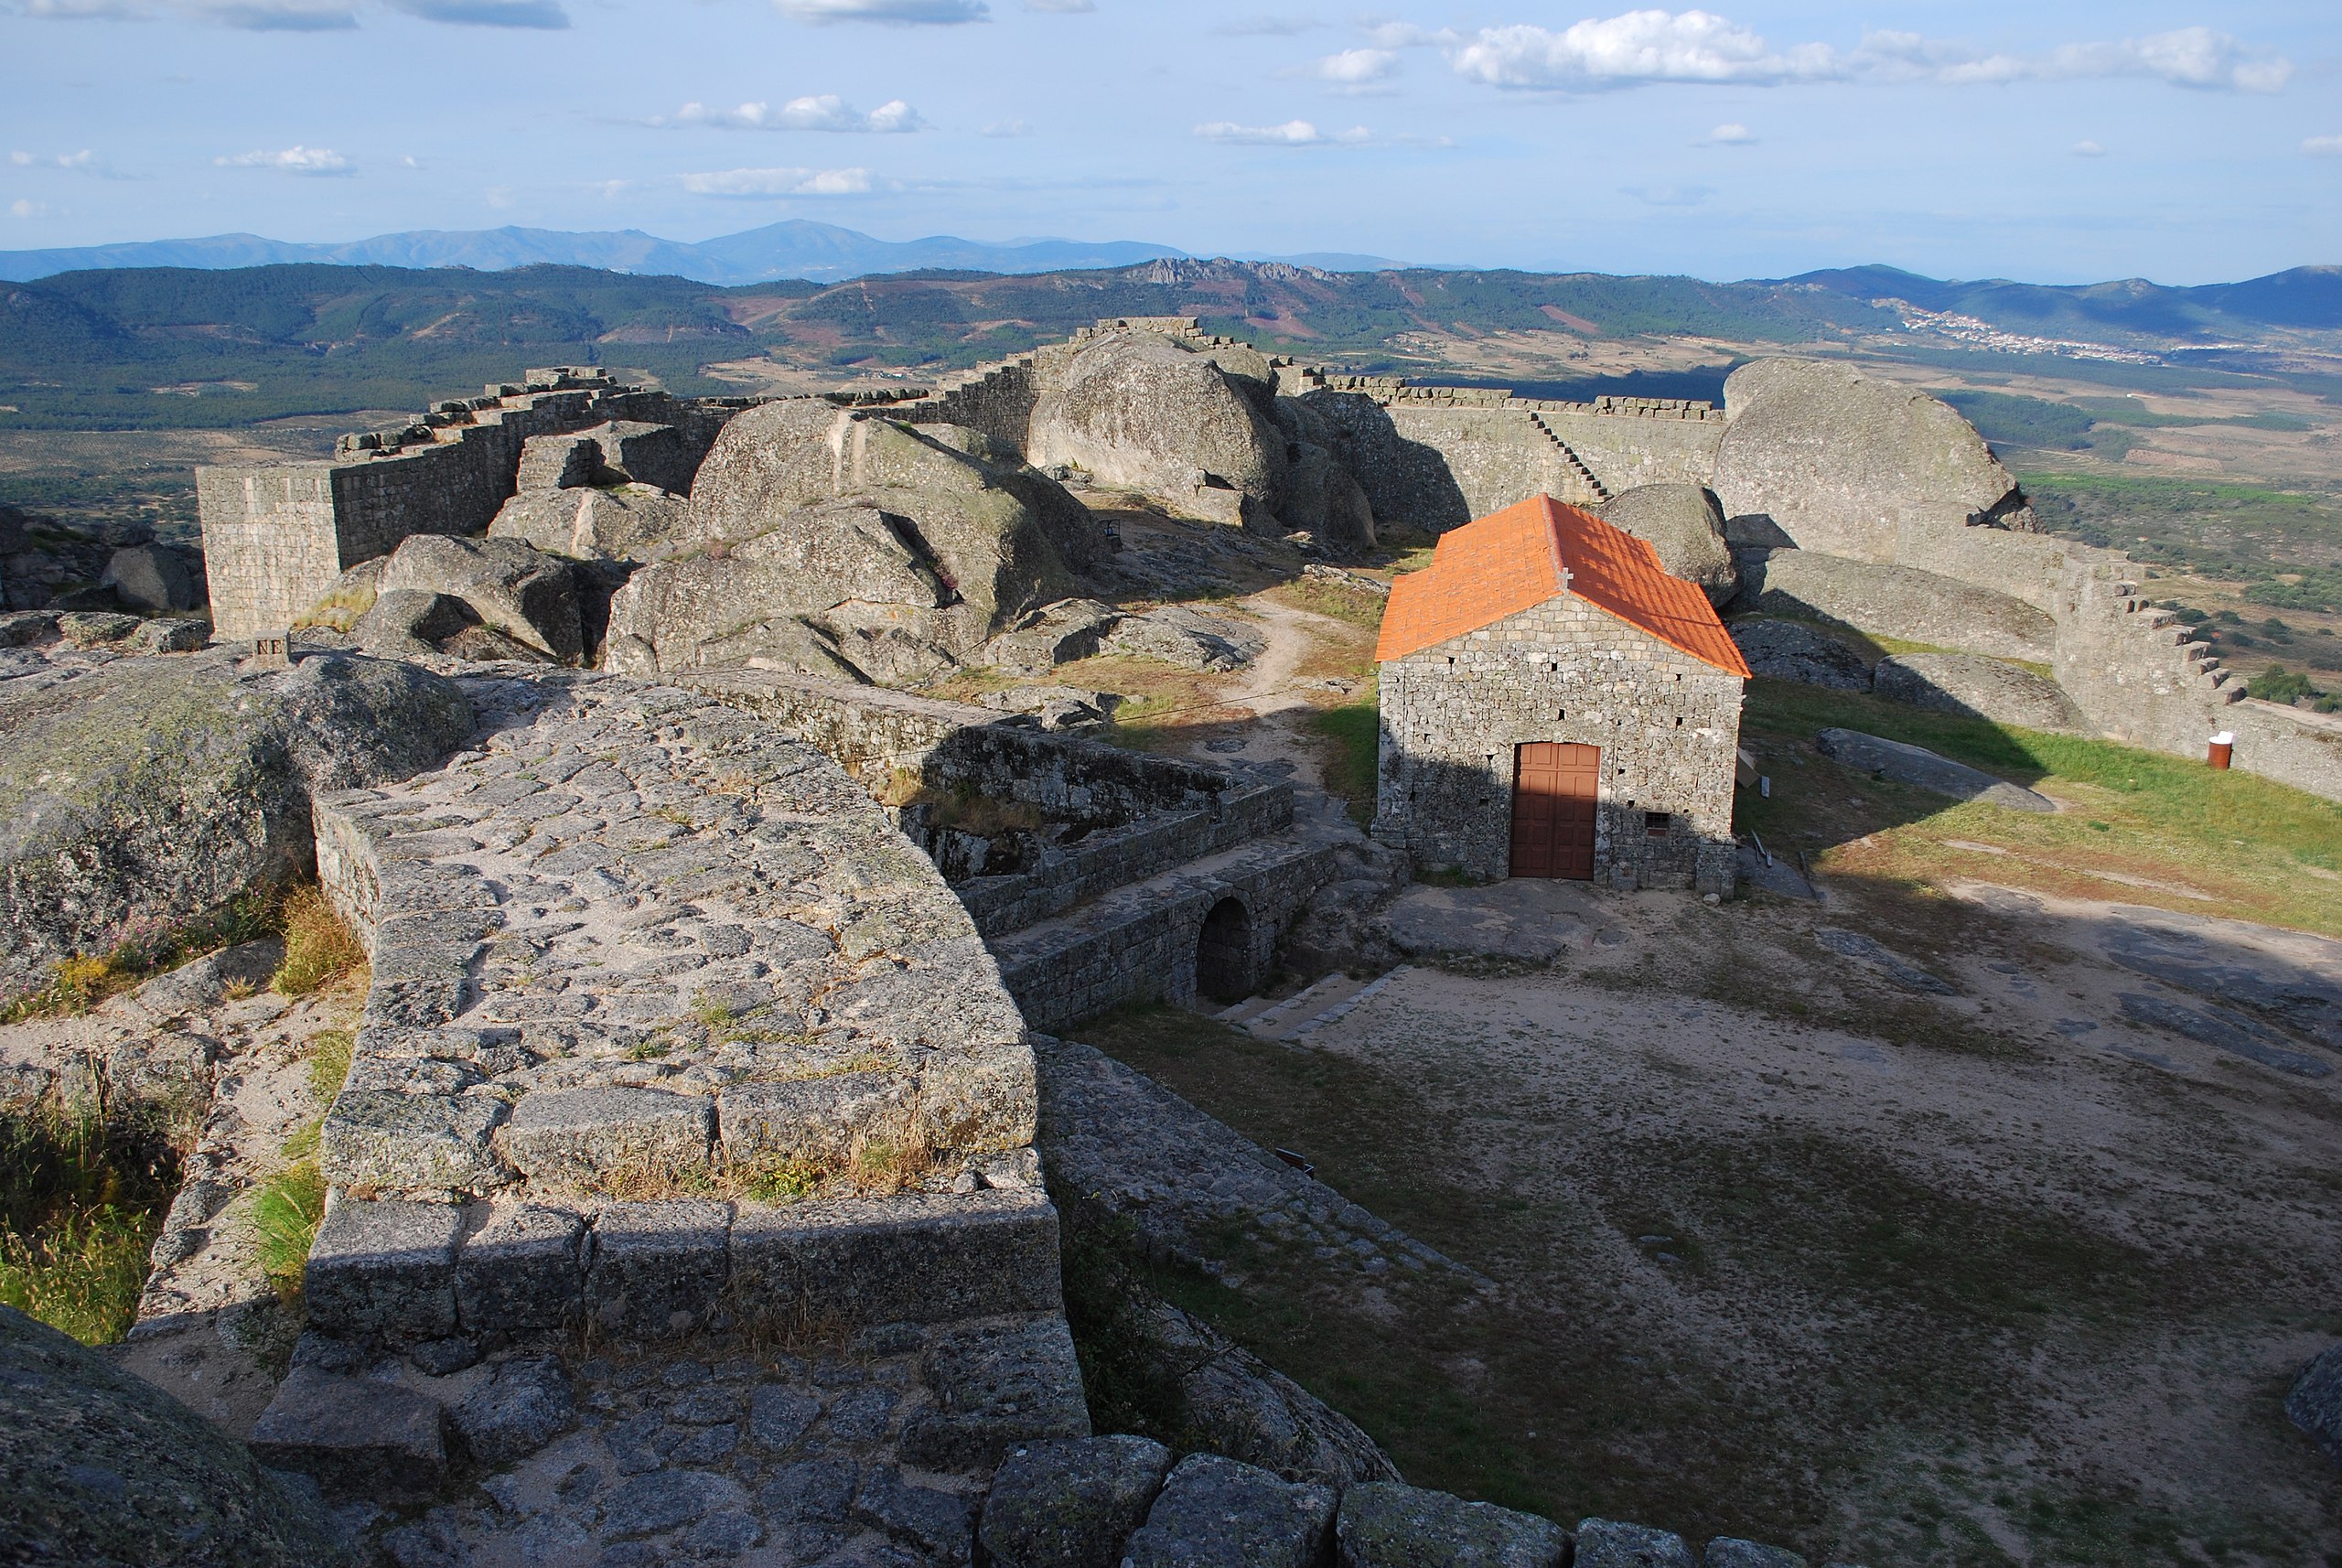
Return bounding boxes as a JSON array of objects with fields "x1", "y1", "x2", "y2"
[{"x1": 1376, "y1": 597, "x2": 1744, "y2": 893}]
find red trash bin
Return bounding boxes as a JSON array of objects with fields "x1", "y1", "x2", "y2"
[{"x1": 2207, "y1": 731, "x2": 2234, "y2": 770}]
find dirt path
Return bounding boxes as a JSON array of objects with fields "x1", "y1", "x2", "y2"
[{"x1": 1087, "y1": 874, "x2": 2342, "y2": 1566}]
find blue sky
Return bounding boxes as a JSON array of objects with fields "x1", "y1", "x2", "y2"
[{"x1": 2, "y1": 0, "x2": 2336, "y2": 284}]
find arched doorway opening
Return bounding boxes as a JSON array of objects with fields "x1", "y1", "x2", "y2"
[{"x1": 1195, "y1": 897, "x2": 1257, "y2": 1004}]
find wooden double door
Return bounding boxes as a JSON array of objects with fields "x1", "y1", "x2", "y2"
[{"x1": 1509, "y1": 742, "x2": 1600, "y2": 879}]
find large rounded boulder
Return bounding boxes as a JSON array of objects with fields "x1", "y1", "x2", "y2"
[
  {"x1": 377, "y1": 535, "x2": 588, "y2": 664},
  {"x1": 1711, "y1": 359, "x2": 2032, "y2": 559},
  {"x1": 610, "y1": 404, "x2": 1108, "y2": 682},
  {"x1": 1028, "y1": 333, "x2": 1290, "y2": 521},
  {"x1": 1596, "y1": 484, "x2": 1736, "y2": 607},
  {"x1": 487, "y1": 485, "x2": 693, "y2": 564},
  {"x1": 0, "y1": 1305, "x2": 346, "y2": 1567},
  {"x1": 0, "y1": 650, "x2": 472, "y2": 1002}
]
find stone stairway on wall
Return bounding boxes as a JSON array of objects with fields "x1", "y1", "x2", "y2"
[{"x1": 1522, "y1": 411, "x2": 1613, "y2": 505}]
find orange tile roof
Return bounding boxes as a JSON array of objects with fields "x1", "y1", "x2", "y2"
[{"x1": 1373, "y1": 493, "x2": 1753, "y2": 678}]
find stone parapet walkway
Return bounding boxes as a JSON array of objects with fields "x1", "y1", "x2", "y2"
[{"x1": 300, "y1": 670, "x2": 1051, "y2": 1344}]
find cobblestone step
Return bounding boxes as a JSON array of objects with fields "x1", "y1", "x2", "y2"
[{"x1": 1241, "y1": 974, "x2": 1362, "y2": 1040}]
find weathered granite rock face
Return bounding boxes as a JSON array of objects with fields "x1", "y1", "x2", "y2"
[
  {"x1": 101, "y1": 542, "x2": 207, "y2": 614},
  {"x1": 489, "y1": 484, "x2": 693, "y2": 563},
  {"x1": 980, "y1": 1435, "x2": 1175, "y2": 1568},
  {"x1": 1574, "y1": 1517, "x2": 1700, "y2": 1568},
  {"x1": 1816, "y1": 727, "x2": 2056, "y2": 811},
  {"x1": 1029, "y1": 333, "x2": 1289, "y2": 521},
  {"x1": 1727, "y1": 618, "x2": 1872, "y2": 692},
  {"x1": 1735, "y1": 549, "x2": 2057, "y2": 663},
  {"x1": 0, "y1": 649, "x2": 472, "y2": 1001},
  {"x1": 0, "y1": 1303, "x2": 347, "y2": 1567},
  {"x1": 612, "y1": 405, "x2": 1109, "y2": 683},
  {"x1": 1337, "y1": 1481, "x2": 1569, "y2": 1568},
  {"x1": 2287, "y1": 1341, "x2": 2342, "y2": 1466},
  {"x1": 1123, "y1": 1453, "x2": 1337, "y2": 1568},
  {"x1": 377, "y1": 534, "x2": 587, "y2": 664},
  {"x1": 1712, "y1": 359, "x2": 2033, "y2": 559},
  {"x1": 1598, "y1": 484, "x2": 1736, "y2": 607},
  {"x1": 1872, "y1": 652, "x2": 2085, "y2": 732}
]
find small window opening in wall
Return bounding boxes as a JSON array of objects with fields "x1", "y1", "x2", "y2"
[
  {"x1": 1447, "y1": 656, "x2": 1456, "y2": 668},
  {"x1": 1647, "y1": 811, "x2": 1672, "y2": 837},
  {"x1": 1557, "y1": 707, "x2": 1566, "y2": 720},
  {"x1": 1674, "y1": 716, "x2": 1684, "y2": 727},
  {"x1": 1549, "y1": 662, "x2": 1559, "y2": 672}
]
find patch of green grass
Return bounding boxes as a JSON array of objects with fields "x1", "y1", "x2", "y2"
[
  {"x1": 0, "y1": 1099, "x2": 185, "y2": 1344},
  {"x1": 252, "y1": 1160, "x2": 326, "y2": 1305},
  {"x1": 304, "y1": 1028, "x2": 354, "y2": 1104},
  {"x1": 1264, "y1": 576, "x2": 1388, "y2": 629},
  {"x1": 1307, "y1": 689, "x2": 1380, "y2": 828},
  {"x1": 1739, "y1": 678, "x2": 2342, "y2": 878}
]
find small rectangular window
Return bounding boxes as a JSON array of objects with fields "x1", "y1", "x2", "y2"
[{"x1": 1646, "y1": 812, "x2": 1672, "y2": 838}]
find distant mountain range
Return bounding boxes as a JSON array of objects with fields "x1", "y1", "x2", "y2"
[
  {"x1": 0, "y1": 220, "x2": 1408, "y2": 287},
  {"x1": 1779, "y1": 263, "x2": 2342, "y2": 346}
]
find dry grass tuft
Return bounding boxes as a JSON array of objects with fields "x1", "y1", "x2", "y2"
[{"x1": 271, "y1": 886, "x2": 368, "y2": 998}]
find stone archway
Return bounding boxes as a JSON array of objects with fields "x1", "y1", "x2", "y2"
[{"x1": 1194, "y1": 896, "x2": 1258, "y2": 1004}]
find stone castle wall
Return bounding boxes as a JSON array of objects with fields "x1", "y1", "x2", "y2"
[
  {"x1": 1375, "y1": 596, "x2": 1744, "y2": 892},
  {"x1": 198, "y1": 370, "x2": 759, "y2": 639}
]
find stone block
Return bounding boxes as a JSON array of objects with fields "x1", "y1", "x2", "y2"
[
  {"x1": 854, "y1": 1467, "x2": 978, "y2": 1566},
  {"x1": 129, "y1": 618, "x2": 210, "y2": 655},
  {"x1": 503, "y1": 1086, "x2": 714, "y2": 1187},
  {"x1": 979, "y1": 1434, "x2": 1174, "y2": 1568},
  {"x1": 249, "y1": 1367, "x2": 450, "y2": 1501},
  {"x1": 585, "y1": 1199, "x2": 730, "y2": 1337},
  {"x1": 716, "y1": 1072, "x2": 916, "y2": 1165},
  {"x1": 1337, "y1": 1482, "x2": 1567, "y2": 1567},
  {"x1": 452, "y1": 1355, "x2": 575, "y2": 1466},
  {"x1": 1705, "y1": 1540, "x2": 1810, "y2": 1568},
  {"x1": 320, "y1": 1090, "x2": 510, "y2": 1193},
  {"x1": 456, "y1": 1203, "x2": 586, "y2": 1330},
  {"x1": 897, "y1": 1316, "x2": 1090, "y2": 1473},
  {"x1": 727, "y1": 1189, "x2": 1061, "y2": 1328},
  {"x1": 1575, "y1": 1519, "x2": 1700, "y2": 1568},
  {"x1": 304, "y1": 1197, "x2": 463, "y2": 1340},
  {"x1": 1123, "y1": 1454, "x2": 1336, "y2": 1568}
]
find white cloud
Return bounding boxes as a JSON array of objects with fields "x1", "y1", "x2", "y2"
[
  {"x1": 1194, "y1": 119, "x2": 1369, "y2": 145},
  {"x1": 1023, "y1": 0, "x2": 1090, "y2": 10},
  {"x1": 10, "y1": 149, "x2": 102, "y2": 169},
  {"x1": 8, "y1": 199, "x2": 47, "y2": 218},
  {"x1": 1706, "y1": 122, "x2": 1754, "y2": 144},
  {"x1": 772, "y1": 0, "x2": 987, "y2": 23},
  {"x1": 682, "y1": 165, "x2": 874, "y2": 196},
  {"x1": 1446, "y1": 11, "x2": 2292, "y2": 96},
  {"x1": 215, "y1": 144, "x2": 349, "y2": 173},
  {"x1": 670, "y1": 95, "x2": 925, "y2": 133},
  {"x1": 2073, "y1": 139, "x2": 2105, "y2": 156},
  {"x1": 981, "y1": 119, "x2": 1033, "y2": 137},
  {"x1": 1312, "y1": 48, "x2": 1396, "y2": 87},
  {"x1": 2305, "y1": 134, "x2": 2342, "y2": 156}
]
